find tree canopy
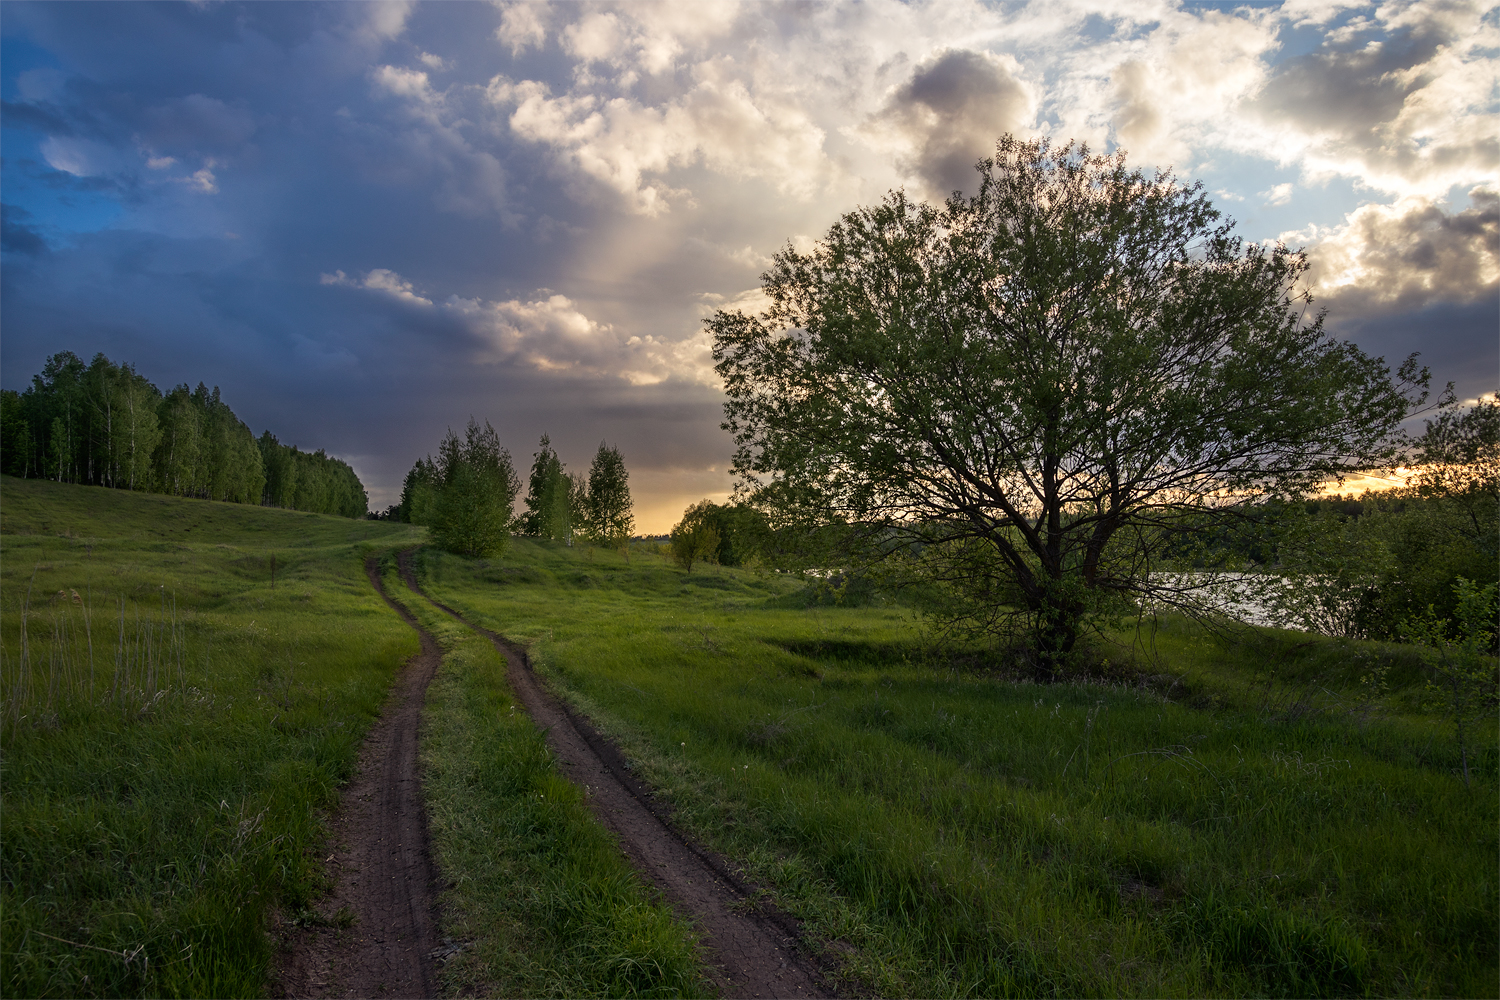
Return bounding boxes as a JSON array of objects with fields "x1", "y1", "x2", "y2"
[
  {"x1": 670, "y1": 500, "x2": 722, "y2": 572},
  {"x1": 426, "y1": 418, "x2": 522, "y2": 558},
  {"x1": 710, "y1": 136, "x2": 1429, "y2": 672},
  {"x1": 585, "y1": 442, "x2": 634, "y2": 556}
]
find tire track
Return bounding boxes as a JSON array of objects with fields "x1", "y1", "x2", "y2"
[
  {"x1": 273, "y1": 555, "x2": 441, "y2": 999},
  {"x1": 396, "y1": 549, "x2": 833, "y2": 1000}
]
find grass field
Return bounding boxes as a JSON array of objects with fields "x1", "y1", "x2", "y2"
[
  {"x1": 0, "y1": 476, "x2": 425, "y2": 997},
  {"x1": 417, "y1": 537, "x2": 1499, "y2": 999},
  {"x1": 1, "y1": 477, "x2": 709, "y2": 999},
  {"x1": 5, "y1": 477, "x2": 1494, "y2": 998}
]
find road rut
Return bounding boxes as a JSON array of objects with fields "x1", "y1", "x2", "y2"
[
  {"x1": 397, "y1": 549, "x2": 832, "y2": 1000},
  {"x1": 273, "y1": 556, "x2": 441, "y2": 999}
]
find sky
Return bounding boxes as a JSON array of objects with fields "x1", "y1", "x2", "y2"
[{"x1": 2, "y1": 0, "x2": 1495, "y2": 531}]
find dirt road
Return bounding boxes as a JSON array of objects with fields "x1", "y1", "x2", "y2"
[
  {"x1": 272, "y1": 556, "x2": 442, "y2": 999},
  {"x1": 397, "y1": 550, "x2": 833, "y2": 1000}
]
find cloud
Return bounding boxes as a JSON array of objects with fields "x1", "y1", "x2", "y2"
[
  {"x1": 491, "y1": 71, "x2": 830, "y2": 213},
  {"x1": 1298, "y1": 188, "x2": 1500, "y2": 317},
  {"x1": 139, "y1": 93, "x2": 257, "y2": 158},
  {"x1": 360, "y1": 0, "x2": 414, "y2": 42},
  {"x1": 1243, "y1": 1, "x2": 1499, "y2": 197},
  {"x1": 558, "y1": 2, "x2": 743, "y2": 78},
  {"x1": 1, "y1": 204, "x2": 49, "y2": 255},
  {"x1": 365, "y1": 65, "x2": 511, "y2": 217},
  {"x1": 862, "y1": 48, "x2": 1034, "y2": 198},
  {"x1": 1100, "y1": 10, "x2": 1279, "y2": 170},
  {"x1": 323, "y1": 267, "x2": 719, "y2": 387},
  {"x1": 321, "y1": 267, "x2": 434, "y2": 307},
  {"x1": 496, "y1": 1, "x2": 550, "y2": 57},
  {"x1": 372, "y1": 64, "x2": 443, "y2": 112},
  {"x1": 453, "y1": 289, "x2": 718, "y2": 386},
  {"x1": 1261, "y1": 182, "x2": 1293, "y2": 206},
  {"x1": 183, "y1": 163, "x2": 218, "y2": 194}
]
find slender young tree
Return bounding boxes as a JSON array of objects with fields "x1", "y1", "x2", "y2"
[
  {"x1": 586, "y1": 441, "x2": 634, "y2": 560},
  {"x1": 523, "y1": 434, "x2": 570, "y2": 539}
]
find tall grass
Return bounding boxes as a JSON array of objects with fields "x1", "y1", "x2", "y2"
[
  {"x1": 3, "y1": 580, "x2": 194, "y2": 731},
  {"x1": 417, "y1": 538, "x2": 1498, "y2": 998},
  {"x1": 1, "y1": 476, "x2": 423, "y2": 997}
]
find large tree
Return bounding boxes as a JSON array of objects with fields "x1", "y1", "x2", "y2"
[{"x1": 710, "y1": 136, "x2": 1428, "y2": 673}]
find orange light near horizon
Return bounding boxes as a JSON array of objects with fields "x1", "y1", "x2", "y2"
[{"x1": 1317, "y1": 466, "x2": 1418, "y2": 497}]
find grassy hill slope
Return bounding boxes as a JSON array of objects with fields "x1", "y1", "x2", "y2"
[{"x1": 1, "y1": 477, "x2": 422, "y2": 997}]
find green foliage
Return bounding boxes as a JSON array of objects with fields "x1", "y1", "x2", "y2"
[
  {"x1": 710, "y1": 135, "x2": 1427, "y2": 675},
  {"x1": 522, "y1": 434, "x2": 573, "y2": 540},
  {"x1": 3, "y1": 350, "x2": 366, "y2": 517},
  {"x1": 669, "y1": 500, "x2": 721, "y2": 572},
  {"x1": 1257, "y1": 503, "x2": 1397, "y2": 639},
  {"x1": 257, "y1": 431, "x2": 367, "y2": 517},
  {"x1": 585, "y1": 441, "x2": 634, "y2": 556},
  {"x1": 397, "y1": 455, "x2": 440, "y2": 526},
  {"x1": 430, "y1": 419, "x2": 521, "y2": 558},
  {"x1": 0, "y1": 476, "x2": 423, "y2": 997},
  {"x1": 1401, "y1": 577, "x2": 1499, "y2": 787},
  {"x1": 669, "y1": 500, "x2": 770, "y2": 567},
  {"x1": 1255, "y1": 399, "x2": 1499, "y2": 641},
  {"x1": 416, "y1": 538, "x2": 1497, "y2": 998}
]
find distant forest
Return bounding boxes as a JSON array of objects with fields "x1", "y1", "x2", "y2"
[{"x1": 0, "y1": 351, "x2": 367, "y2": 518}]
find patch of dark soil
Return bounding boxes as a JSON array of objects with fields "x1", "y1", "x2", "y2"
[
  {"x1": 271, "y1": 555, "x2": 441, "y2": 999},
  {"x1": 399, "y1": 551, "x2": 838, "y2": 1000}
]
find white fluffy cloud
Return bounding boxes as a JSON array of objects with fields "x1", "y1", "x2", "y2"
[
  {"x1": 326, "y1": 267, "x2": 719, "y2": 386},
  {"x1": 490, "y1": 70, "x2": 831, "y2": 214},
  {"x1": 1292, "y1": 188, "x2": 1499, "y2": 316},
  {"x1": 1239, "y1": 1, "x2": 1499, "y2": 198}
]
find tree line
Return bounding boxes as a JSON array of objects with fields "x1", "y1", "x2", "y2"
[
  {"x1": 395, "y1": 425, "x2": 634, "y2": 559},
  {"x1": 0, "y1": 350, "x2": 367, "y2": 518}
]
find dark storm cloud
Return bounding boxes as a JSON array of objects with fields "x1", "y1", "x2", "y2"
[
  {"x1": 1256, "y1": 20, "x2": 1443, "y2": 136},
  {"x1": 1331, "y1": 300, "x2": 1498, "y2": 407},
  {"x1": 1, "y1": 204, "x2": 48, "y2": 255},
  {"x1": 869, "y1": 48, "x2": 1032, "y2": 198},
  {"x1": 1308, "y1": 191, "x2": 1498, "y2": 406},
  {"x1": 0, "y1": 1, "x2": 637, "y2": 508}
]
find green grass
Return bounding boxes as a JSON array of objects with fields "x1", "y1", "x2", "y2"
[
  {"x1": 416, "y1": 538, "x2": 1499, "y2": 999},
  {"x1": 1, "y1": 476, "x2": 423, "y2": 997},
  {"x1": 376, "y1": 556, "x2": 708, "y2": 998}
]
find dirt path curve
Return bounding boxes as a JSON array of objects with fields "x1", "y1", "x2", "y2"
[
  {"x1": 273, "y1": 555, "x2": 441, "y2": 999},
  {"x1": 397, "y1": 550, "x2": 833, "y2": 1000}
]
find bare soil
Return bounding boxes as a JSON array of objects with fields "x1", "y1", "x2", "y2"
[
  {"x1": 271, "y1": 555, "x2": 442, "y2": 999},
  {"x1": 398, "y1": 550, "x2": 835, "y2": 1000}
]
